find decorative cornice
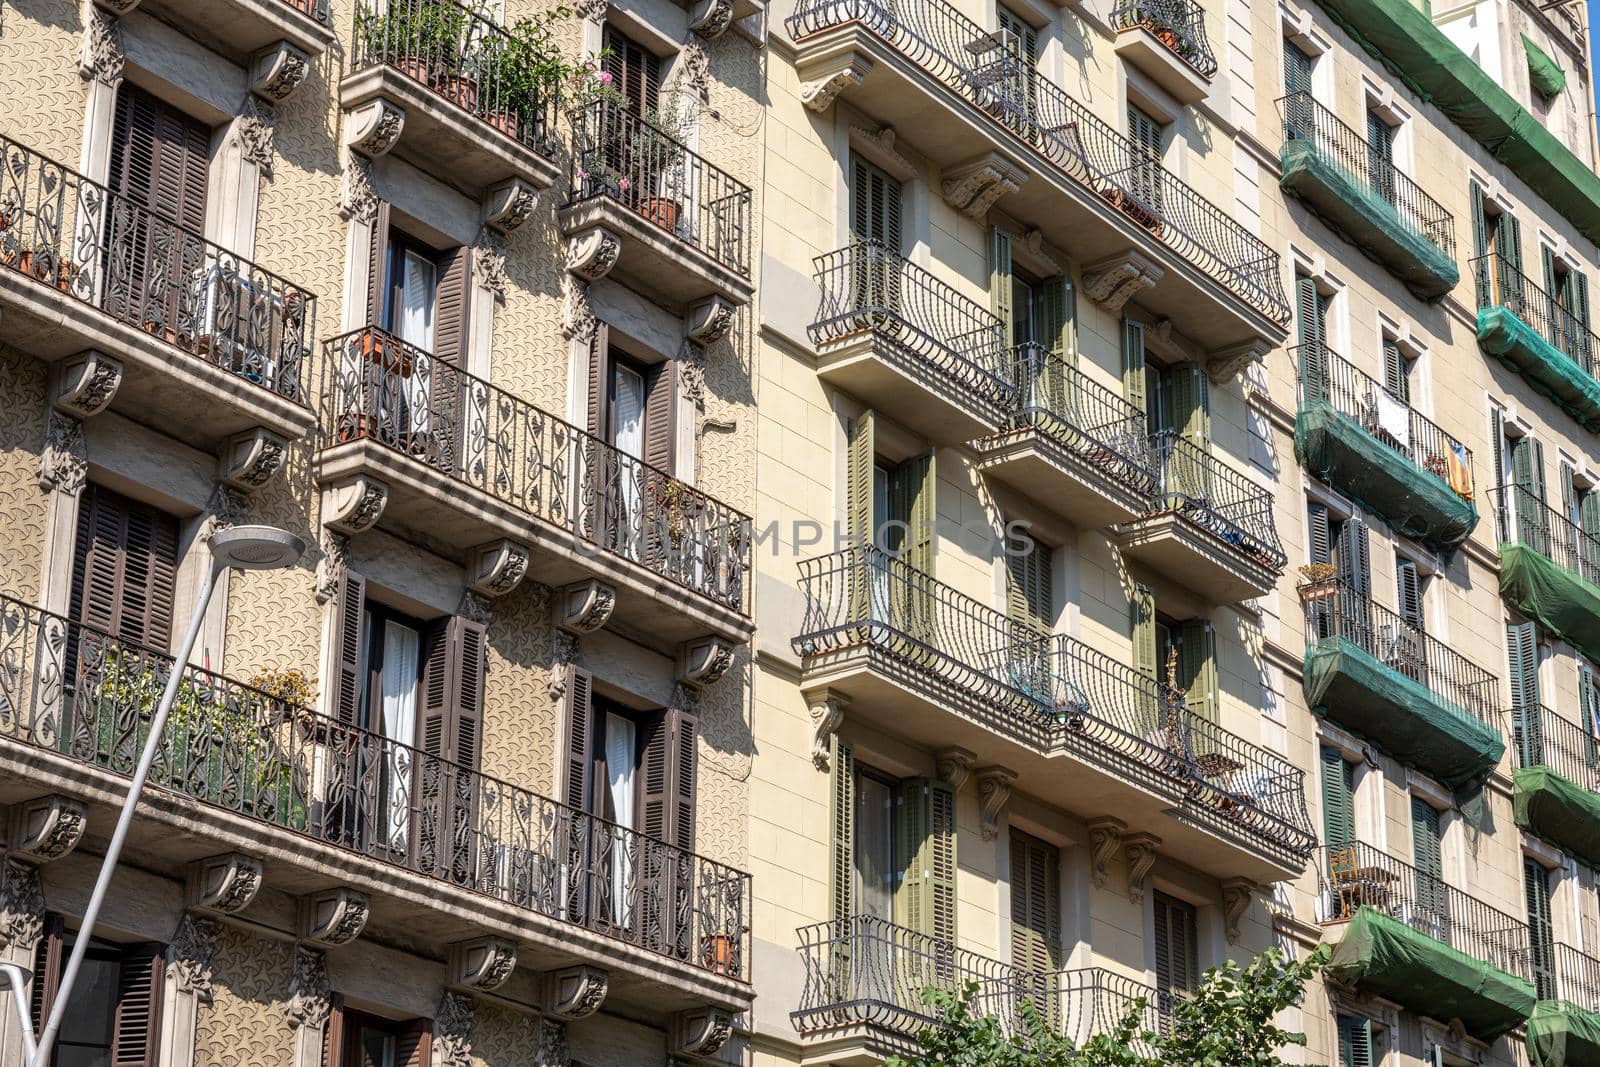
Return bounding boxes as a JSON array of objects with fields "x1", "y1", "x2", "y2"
[
  {"x1": 849, "y1": 125, "x2": 917, "y2": 182},
  {"x1": 238, "y1": 97, "x2": 277, "y2": 175},
  {"x1": 283, "y1": 945, "x2": 331, "y2": 1030},
  {"x1": 37, "y1": 411, "x2": 87, "y2": 497},
  {"x1": 1085, "y1": 816, "x2": 1127, "y2": 890},
  {"x1": 1206, "y1": 338, "x2": 1273, "y2": 385},
  {"x1": 806, "y1": 689, "x2": 846, "y2": 770},
  {"x1": 934, "y1": 747, "x2": 975, "y2": 792},
  {"x1": 974, "y1": 766, "x2": 1016, "y2": 841},
  {"x1": 340, "y1": 155, "x2": 380, "y2": 223},
  {"x1": 0, "y1": 860, "x2": 44, "y2": 951}
]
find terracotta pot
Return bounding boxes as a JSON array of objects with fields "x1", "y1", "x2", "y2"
[
  {"x1": 1297, "y1": 579, "x2": 1339, "y2": 604},
  {"x1": 1101, "y1": 187, "x2": 1162, "y2": 235},
  {"x1": 361, "y1": 330, "x2": 412, "y2": 378},
  {"x1": 639, "y1": 196, "x2": 682, "y2": 231},
  {"x1": 439, "y1": 74, "x2": 479, "y2": 112},
  {"x1": 701, "y1": 933, "x2": 737, "y2": 976},
  {"x1": 486, "y1": 108, "x2": 518, "y2": 136},
  {"x1": 393, "y1": 55, "x2": 430, "y2": 85},
  {"x1": 338, "y1": 412, "x2": 384, "y2": 443}
]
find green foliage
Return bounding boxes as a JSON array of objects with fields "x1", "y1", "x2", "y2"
[{"x1": 886, "y1": 945, "x2": 1332, "y2": 1067}]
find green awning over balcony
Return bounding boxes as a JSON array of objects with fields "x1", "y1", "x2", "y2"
[
  {"x1": 1515, "y1": 766, "x2": 1600, "y2": 869},
  {"x1": 1295, "y1": 399, "x2": 1477, "y2": 551},
  {"x1": 1280, "y1": 141, "x2": 1459, "y2": 301},
  {"x1": 1529, "y1": 1001, "x2": 1600, "y2": 1067},
  {"x1": 1501, "y1": 542, "x2": 1600, "y2": 664},
  {"x1": 1325, "y1": 906, "x2": 1535, "y2": 1043},
  {"x1": 1477, "y1": 307, "x2": 1600, "y2": 431},
  {"x1": 1304, "y1": 636, "x2": 1504, "y2": 792}
]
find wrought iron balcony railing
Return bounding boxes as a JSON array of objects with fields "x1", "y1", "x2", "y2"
[
  {"x1": 1110, "y1": 0, "x2": 1218, "y2": 78},
  {"x1": 1302, "y1": 581, "x2": 1500, "y2": 726},
  {"x1": 1001, "y1": 341, "x2": 1158, "y2": 498},
  {"x1": 1316, "y1": 842, "x2": 1533, "y2": 982},
  {"x1": 1551, "y1": 942, "x2": 1600, "y2": 1010},
  {"x1": 321, "y1": 327, "x2": 752, "y2": 614},
  {"x1": 1277, "y1": 93, "x2": 1455, "y2": 257},
  {"x1": 0, "y1": 594, "x2": 753, "y2": 979},
  {"x1": 1492, "y1": 484, "x2": 1600, "y2": 586},
  {"x1": 1145, "y1": 432, "x2": 1287, "y2": 571},
  {"x1": 570, "y1": 101, "x2": 753, "y2": 279},
  {"x1": 793, "y1": 915, "x2": 1167, "y2": 1048},
  {"x1": 1512, "y1": 702, "x2": 1600, "y2": 792},
  {"x1": 784, "y1": 0, "x2": 1289, "y2": 325},
  {"x1": 282, "y1": 0, "x2": 332, "y2": 24},
  {"x1": 351, "y1": 0, "x2": 559, "y2": 155},
  {"x1": 1295, "y1": 342, "x2": 1471, "y2": 490},
  {"x1": 794, "y1": 546, "x2": 1316, "y2": 855},
  {"x1": 0, "y1": 135, "x2": 315, "y2": 404},
  {"x1": 810, "y1": 241, "x2": 1015, "y2": 419},
  {"x1": 1475, "y1": 251, "x2": 1600, "y2": 376}
]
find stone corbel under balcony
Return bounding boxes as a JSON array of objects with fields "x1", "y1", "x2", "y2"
[
  {"x1": 97, "y1": 0, "x2": 335, "y2": 76},
  {"x1": 540, "y1": 964, "x2": 610, "y2": 1020},
  {"x1": 941, "y1": 153, "x2": 1029, "y2": 220},
  {"x1": 51, "y1": 349, "x2": 123, "y2": 420},
  {"x1": 449, "y1": 936, "x2": 519, "y2": 992},
  {"x1": 481, "y1": 178, "x2": 544, "y2": 236},
  {"x1": 1086, "y1": 815, "x2": 1128, "y2": 889},
  {"x1": 1083, "y1": 250, "x2": 1165, "y2": 314},
  {"x1": 322, "y1": 475, "x2": 389, "y2": 536},
  {"x1": 219, "y1": 427, "x2": 291, "y2": 492},
  {"x1": 685, "y1": 296, "x2": 737, "y2": 346},
  {"x1": 299, "y1": 887, "x2": 371, "y2": 947},
  {"x1": 6, "y1": 794, "x2": 88, "y2": 865},
  {"x1": 975, "y1": 766, "x2": 1017, "y2": 841},
  {"x1": 1221, "y1": 877, "x2": 1254, "y2": 945},
  {"x1": 1205, "y1": 338, "x2": 1273, "y2": 385},
  {"x1": 249, "y1": 41, "x2": 314, "y2": 103},
  {"x1": 185, "y1": 852, "x2": 265, "y2": 915},
  {"x1": 672, "y1": 1009, "x2": 736, "y2": 1059},
  {"x1": 1122, "y1": 832, "x2": 1162, "y2": 904},
  {"x1": 797, "y1": 44, "x2": 875, "y2": 113},
  {"x1": 679, "y1": 637, "x2": 736, "y2": 687},
  {"x1": 558, "y1": 201, "x2": 755, "y2": 311},
  {"x1": 806, "y1": 688, "x2": 848, "y2": 770},
  {"x1": 554, "y1": 578, "x2": 618, "y2": 636},
  {"x1": 466, "y1": 539, "x2": 531, "y2": 599}
]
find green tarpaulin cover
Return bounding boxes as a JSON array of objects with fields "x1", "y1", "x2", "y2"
[
  {"x1": 1280, "y1": 141, "x2": 1459, "y2": 301},
  {"x1": 1515, "y1": 766, "x2": 1600, "y2": 869},
  {"x1": 1307, "y1": 0, "x2": 1600, "y2": 245},
  {"x1": 1477, "y1": 307, "x2": 1600, "y2": 431},
  {"x1": 1325, "y1": 907, "x2": 1535, "y2": 1043},
  {"x1": 1304, "y1": 636, "x2": 1504, "y2": 792},
  {"x1": 1524, "y1": 34, "x2": 1568, "y2": 100},
  {"x1": 1296, "y1": 399, "x2": 1477, "y2": 551},
  {"x1": 1501, "y1": 542, "x2": 1600, "y2": 665},
  {"x1": 1528, "y1": 1000, "x2": 1600, "y2": 1067}
]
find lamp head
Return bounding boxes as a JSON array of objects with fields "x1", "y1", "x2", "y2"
[{"x1": 209, "y1": 525, "x2": 306, "y2": 572}]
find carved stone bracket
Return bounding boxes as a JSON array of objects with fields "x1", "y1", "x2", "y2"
[
  {"x1": 940, "y1": 154, "x2": 1026, "y2": 219},
  {"x1": 474, "y1": 231, "x2": 508, "y2": 299},
  {"x1": 1141, "y1": 318, "x2": 1199, "y2": 366},
  {"x1": 1085, "y1": 816, "x2": 1127, "y2": 890},
  {"x1": 323, "y1": 476, "x2": 388, "y2": 535},
  {"x1": 534, "y1": 1019, "x2": 569, "y2": 1067},
  {"x1": 466, "y1": 540, "x2": 530, "y2": 599},
  {"x1": 300, "y1": 888, "x2": 370, "y2": 946},
  {"x1": 202, "y1": 483, "x2": 249, "y2": 543},
  {"x1": 1122, "y1": 832, "x2": 1161, "y2": 904},
  {"x1": 185, "y1": 853, "x2": 264, "y2": 915},
  {"x1": 283, "y1": 945, "x2": 331, "y2": 1030},
  {"x1": 457, "y1": 590, "x2": 493, "y2": 626},
  {"x1": 435, "y1": 992, "x2": 473, "y2": 1067},
  {"x1": 1082, "y1": 250, "x2": 1164, "y2": 314},
  {"x1": 974, "y1": 766, "x2": 1016, "y2": 842},
  {"x1": 481, "y1": 177, "x2": 541, "y2": 235},
  {"x1": 547, "y1": 630, "x2": 580, "y2": 701},
  {"x1": 540, "y1": 965, "x2": 608, "y2": 1021},
  {"x1": 341, "y1": 155, "x2": 380, "y2": 223},
  {"x1": 345, "y1": 99, "x2": 405, "y2": 158},
  {"x1": 220, "y1": 428, "x2": 290, "y2": 492},
  {"x1": 91, "y1": 0, "x2": 141, "y2": 13},
  {"x1": 315, "y1": 532, "x2": 350, "y2": 605},
  {"x1": 799, "y1": 52, "x2": 874, "y2": 112},
  {"x1": 1013, "y1": 228, "x2": 1061, "y2": 279},
  {"x1": 553, "y1": 578, "x2": 616, "y2": 634},
  {"x1": 37, "y1": 411, "x2": 87, "y2": 496},
  {"x1": 671, "y1": 1010, "x2": 734, "y2": 1058},
  {"x1": 238, "y1": 96, "x2": 277, "y2": 175},
  {"x1": 806, "y1": 689, "x2": 846, "y2": 770},
  {"x1": 685, "y1": 296, "x2": 736, "y2": 346},
  {"x1": 689, "y1": 0, "x2": 734, "y2": 39},
  {"x1": 168, "y1": 913, "x2": 222, "y2": 1000},
  {"x1": 574, "y1": 0, "x2": 608, "y2": 22},
  {"x1": 79, "y1": 10, "x2": 124, "y2": 87},
  {"x1": 934, "y1": 747, "x2": 975, "y2": 793},
  {"x1": 0, "y1": 860, "x2": 44, "y2": 952},
  {"x1": 678, "y1": 637, "x2": 735, "y2": 687},
  {"x1": 563, "y1": 278, "x2": 598, "y2": 342},
  {"x1": 680, "y1": 342, "x2": 707, "y2": 405},
  {"x1": 250, "y1": 41, "x2": 312, "y2": 102},
  {"x1": 450, "y1": 936, "x2": 517, "y2": 992},
  {"x1": 8, "y1": 794, "x2": 87, "y2": 864},
  {"x1": 565, "y1": 225, "x2": 622, "y2": 283},
  {"x1": 52, "y1": 349, "x2": 122, "y2": 419},
  {"x1": 1220, "y1": 878, "x2": 1254, "y2": 945},
  {"x1": 1205, "y1": 338, "x2": 1273, "y2": 385},
  {"x1": 849, "y1": 125, "x2": 917, "y2": 182}
]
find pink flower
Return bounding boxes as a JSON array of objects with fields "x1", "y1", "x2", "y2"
[
  {"x1": 598, "y1": 71, "x2": 613, "y2": 85},
  {"x1": 576, "y1": 169, "x2": 588, "y2": 181},
  {"x1": 619, "y1": 177, "x2": 630, "y2": 190}
]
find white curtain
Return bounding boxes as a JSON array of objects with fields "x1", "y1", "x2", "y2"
[
  {"x1": 613, "y1": 365, "x2": 646, "y2": 559},
  {"x1": 399, "y1": 250, "x2": 436, "y2": 436},
  {"x1": 380, "y1": 621, "x2": 419, "y2": 851},
  {"x1": 605, "y1": 712, "x2": 636, "y2": 925}
]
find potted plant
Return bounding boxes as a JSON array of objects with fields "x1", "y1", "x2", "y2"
[
  {"x1": 481, "y1": 10, "x2": 569, "y2": 139},
  {"x1": 1296, "y1": 562, "x2": 1339, "y2": 602},
  {"x1": 701, "y1": 931, "x2": 737, "y2": 976},
  {"x1": 361, "y1": 0, "x2": 457, "y2": 87}
]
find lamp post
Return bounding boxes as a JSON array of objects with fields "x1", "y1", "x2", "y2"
[{"x1": 26, "y1": 525, "x2": 305, "y2": 1067}]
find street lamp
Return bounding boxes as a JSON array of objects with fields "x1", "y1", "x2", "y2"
[{"x1": 25, "y1": 524, "x2": 305, "y2": 1067}]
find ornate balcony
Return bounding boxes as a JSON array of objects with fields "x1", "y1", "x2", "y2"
[
  {"x1": 1115, "y1": 434, "x2": 1285, "y2": 603},
  {"x1": 561, "y1": 102, "x2": 754, "y2": 311},
  {"x1": 792, "y1": 915, "x2": 1165, "y2": 1061},
  {"x1": 1475, "y1": 252, "x2": 1600, "y2": 431},
  {"x1": 975, "y1": 342, "x2": 1157, "y2": 528},
  {"x1": 1111, "y1": 0, "x2": 1217, "y2": 105},
  {"x1": 127, "y1": 0, "x2": 336, "y2": 78},
  {"x1": 343, "y1": 0, "x2": 562, "y2": 196},
  {"x1": 0, "y1": 135, "x2": 316, "y2": 446},
  {"x1": 1278, "y1": 93, "x2": 1459, "y2": 301},
  {"x1": 1492, "y1": 485, "x2": 1600, "y2": 666},
  {"x1": 1295, "y1": 342, "x2": 1477, "y2": 551},
  {"x1": 1302, "y1": 581, "x2": 1502, "y2": 792},
  {"x1": 808, "y1": 241, "x2": 1014, "y2": 442},
  {"x1": 1529, "y1": 945, "x2": 1600, "y2": 1065},
  {"x1": 0, "y1": 595, "x2": 754, "y2": 1018},
  {"x1": 317, "y1": 328, "x2": 753, "y2": 653},
  {"x1": 1317, "y1": 842, "x2": 1535, "y2": 1043},
  {"x1": 795, "y1": 546, "x2": 1315, "y2": 881},
  {"x1": 1511, "y1": 704, "x2": 1600, "y2": 870},
  {"x1": 785, "y1": 0, "x2": 1289, "y2": 355}
]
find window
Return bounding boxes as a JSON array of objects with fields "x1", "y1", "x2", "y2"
[
  {"x1": 30, "y1": 919, "x2": 164, "y2": 1067},
  {"x1": 1471, "y1": 182, "x2": 1523, "y2": 308},
  {"x1": 1337, "y1": 1015, "x2": 1375, "y2": 1067},
  {"x1": 1366, "y1": 110, "x2": 1396, "y2": 203},
  {"x1": 602, "y1": 25, "x2": 661, "y2": 116},
  {"x1": 384, "y1": 236, "x2": 438, "y2": 353},
  {"x1": 327, "y1": 1001, "x2": 431, "y2": 1067},
  {"x1": 1126, "y1": 104, "x2": 1164, "y2": 212},
  {"x1": 1152, "y1": 890, "x2": 1198, "y2": 1024},
  {"x1": 1381, "y1": 337, "x2": 1412, "y2": 404},
  {"x1": 1320, "y1": 745, "x2": 1356, "y2": 854},
  {"x1": 1581, "y1": 661, "x2": 1600, "y2": 753},
  {"x1": 583, "y1": 331, "x2": 677, "y2": 557},
  {"x1": 1295, "y1": 274, "x2": 1331, "y2": 352},
  {"x1": 991, "y1": 229, "x2": 1072, "y2": 361},
  {"x1": 69, "y1": 483, "x2": 180, "y2": 651},
  {"x1": 1007, "y1": 528, "x2": 1054, "y2": 697},
  {"x1": 1306, "y1": 503, "x2": 1371, "y2": 638},
  {"x1": 1283, "y1": 40, "x2": 1314, "y2": 99},
  {"x1": 996, "y1": 5, "x2": 1038, "y2": 126},
  {"x1": 1542, "y1": 247, "x2": 1593, "y2": 366},
  {"x1": 357, "y1": 602, "x2": 427, "y2": 855},
  {"x1": 1130, "y1": 587, "x2": 1216, "y2": 720},
  {"x1": 850, "y1": 153, "x2": 903, "y2": 251},
  {"x1": 1508, "y1": 620, "x2": 1543, "y2": 764},
  {"x1": 1010, "y1": 828, "x2": 1062, "y2": 1024},
  {"x1": 1410, "y1": 795, "x2": 1446, "y2": 922},
  {"x1": 1395, "y1": 556, "x2": 1424, "y2": 632},
  {"x1": 1525, "y1": 857, "x2": 1556, "y2": 1000}
]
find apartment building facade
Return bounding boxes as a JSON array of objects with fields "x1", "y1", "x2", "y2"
[
  {"x1": 0, "y1": 0, "x2": 766, "y2": 1063},
  {"x1": 747, "y1": 0, "x2": 1600, "y2": 1065}
]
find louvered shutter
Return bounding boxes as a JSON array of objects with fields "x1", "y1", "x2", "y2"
[
  {"x1": 846, "y1": 410, "x2": 875, "y2": 548},
  {"x1": 641, "y1": 359, "x2": 678, "y2": 566},
  {"x1": 889, "y1": 451, "x2": 937, "y2": 651},
  {"x1": 990, "y1": 227, "x2": 1014, "y2": 349},
  {"x1": 1396, "y1": 559, "x2": 1424, "y2": 631},
  {"x1": 395, "y1": 1016, "x2": 432, "y2": 1067},
  {"x1": 584, "y1": 326, "x2": 611, "y2": 441},
  {"x1": 329, "y1": 572, "x2": 367, "y2": 728},
  {"x1": 1335, "y1": 517, "x2": 1372, "y2": 600},
  {"x1": 1176, "y1": 620, "x2": 1217, "y2": 722},
  {"x1": 1470, "y1": 181, "x2": 1488, "y2": 261},
  {"x1": 1307, "y1": 501, "x2": 1332, "y2": 565},
  {"x1": 1544, "y1": 246, "x2": 1560, "y2": 318},
  {"x1": 1563, "y1": 460, "x2": 1579, "y2": 524},
  {"x1": 1283, "y1": 41, "x2": 1312, "y2": 98},
  {"x1": 1410, "y1": 796, "x2": 1446, "y2": 919},
  {"x1": 1367, "y1": 111, "x2": 1395, "y2": 201},
  {"x1": 1007, "y1": 532, "x2": 1053, "y2": 632},
  {"x1": 1502, "y1": 211, "x2": 1525, "y2": 276},
  {"x1": 603, "y1": 25, "x2": 660, "y2": 116},
  {"x1": 423, "y1": 246, "x2": 469, "y2": 475},
  {"x1": 1525, "y1": 856, "x2": 1556, "y2": 1000},
  {"x1": 1166, "y1": 364, "x2": 1210, "y2": 447},
  {"x1": 849, "y1": 155, "x2": 903, "y2": 250},
  {"x1": 1337, "y1": 1016, "x2": 1374, "y2": 1067},
  {"x1": 1581, "y1": 489, "x2": 1600, "y2": 579},
  {"x1": 70, "y1": 484, "x2": 179, "y2": 650},
  {"x1": 111, "y1": 942, "x2": 165, "y2": 1067},
  {"x1": 1122, "y1": 320, "x2": 1147, "y2": 417},
  {"x1": 1152, "y1": 891, "x2": 1197, "y2": 996},
  {"x1": 639, "y1": 706, "x2": 698, "y2": 851},
  {"x1": 1513, "y1": 436, "x2": 1548, "y2": 547},
  {"x1": 1320, "y1": 746, "x2": 1355, "y2": 851},
  {"x1": 29, "y1": 915, "x2": 63, "y2": 1037},
  {"x1": 416, "y1": 616, "x2": 486, "y2": 881},
  {"x1": 581, "y1": 328, "x2": 613, "y2": 546},
  {"x1": 1508, "y1": 621, "x2": 1541, "y2": 769},
  {"x1": 1490, "y1": 406, "x2": 1506, "y2": 493},
  {"x1": 431, "y1": 246, "x2": 471, "y2": 363},
  {"x1": 1581, "y1": 663, "x2": 1600, "y2": 763},
  {"x1": 563, "y1": 665, "x2": 595, "y2": 814},
  {"x1": 320, "y1": 993, "x2": 345, "y2": 1067},
  {"x1": 1039, "y1": 275, "x2": 1074, "y2": 367},
  {"x1": 644, "y1": 359, "x2": 675, "y2": 474},
  {"x1": 1382, "y1": 339, "x2": 1408, "y2": 403},
  {"x1": 1009, "y1": 827, "x2": 1061, "y2": 1024},
  {"x1": 1575, "y1": 271, "x2": 1593, "y2": 370},
  {"x1": 364, "y1": 201, "x2": 393, "y2": 328},
  {"x1": 895, "y1": 778, "x2": 956, "y2": 945},
  {"x1": 828, "y1": 736, "x2": 855, "y2": 923},
  {"x1": 1131, "y1": 583, "x2": 1157, "y2": 682}
]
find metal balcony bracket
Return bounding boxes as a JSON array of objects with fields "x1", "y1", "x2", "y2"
[
  {"x1": 220, "y1": 428, "x2": 291, "y2": 492},
  {"x1": 686, "y1": 296, "x2": 737, "y2": 346},
  {"x1": 679, "y1": 637, "x2": 736, "y2": 687},
  {"x1": 5, "y1": 794, "x2": 88, "y2": 865},
  {"x1": 51, "y1": 350, "x2": 123, "y2": 420},
  {"x1": 250, "y1": 41, "x2": 313, "y2": 104},
  {"x1": 565, "y1": 225, "x2": 623, "y2": 284},
  {"x1": 935, "y1": 746, "x2": 976, "y2": 792},
  {"x1": 1220, "y1": 878, "x2": 1254, "y2": 945},
  {"x1": 1086, "y1": 816, "x2": 1128, "y2": 889},
  {"x1": 975, "y1": 766, "x2": 1018, "y2": 842},
  {"x1": 185, "y1": 853, "x2": 265, "y2": 916},
  {"x1": 449, "y1": 936, "x2": 518, "y2": 992},
  {"x1": 466, "y1": 540, "x2": 531, "y2": 599},
  {"x1": 941, "y1": 154, "x2": 1028, "y2": 220},
  {"x1": 323, "y1": 475, "x2": 389, "y2": 536},
  {"x1": 345, "y1": 99, "x2": 405, "y2": 158},
  {"x1": 481, "y1": 178, "x2": 542, "y2": 236},
  {"x1": 540, "y1": 964, "x2": 609, "y2": 1021},
  {"x1": 1206, "y1": 338, "x2": 1272, "y2": 386},
  {"x1": 1083, "y1": 251, "x2": 1164, "y2": 314},
  {"x1": 299, "y1": 887, "x2": 371, "y2": 946},
  {"x1": 671, "y1": 1010, "x2": 736, "y2": 1059},
  {"x1": 799, "y1": 51, "x2": 875, "y2": 113},
  {"x1": 553, "y1": 578, "x2": 617, "y2": 635},
  {"x1": 1122, "y1": 832, "x2": 1162, "y2": 904},
  {"x1": 805, "y1": 688, "x2": 848, "y2": 770}
]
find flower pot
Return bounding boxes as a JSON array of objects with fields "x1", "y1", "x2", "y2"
[
  {"x1": 393, "y1": 55, "x2": 431, "y2": 85},
  {"x1": 486, "y1": 108, "x2": 519, "y2": 136},
  {"x1": 1297, "y1": 578, "x2": 1339, "y2": 604},
  {"x1": 361, "y1": 329, "x2": 412, "y2": 378},
  {"x1": 702, "y1": 933, "x2": 737, "y2": 976},
  {"x1": 438, "y1": 74, "x2": 479, "y2": 112},
  {"x1": 338, "y1": 412, "x2": 387, "y2": 443},
  {"x1": 1140, "y1": 19, "x2": 1183, "y2": 53},
  {"x1": 639, "y1": 196, "x2": 682, "y2": 231}
]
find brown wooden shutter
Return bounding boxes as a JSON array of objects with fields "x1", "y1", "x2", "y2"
[
  {"x1": 417, "y1": 616, "x2": 486, "y2": 880},
  {"x1": 108, "y1": 84, "x2": 210, "y2": 230},
  {"x1": 583, "y1": 327, "x2": 613, "y2": 546},
  {"x1": 320, "y1": 993, "x2": 345, "y2": 1067},
  {"x1": 638, "y1": 705, "x2": 698, "y2": 852},
  {"x1": 431, "y1": 246, "x2": 472, "y2": 365},
  {"x1": 603, "y1": 26, "x2": 661, "y2": 116},
  {"x1": 111, "y1": 942, "x2": 165, "y2": 1067},
  {"x1": 396, "y1": 1016, "x2": 432, "y2": 1067},
  {"x1": 644, "y1": 359, "x2": 676, "y2": 475},
  {"x1": 29, "y1": 915, "x2": 64, "y2": 1039},
  {"x1": 330, "y1": 571, "x2": 367, "y2": 727},
  {"x1": 585, "y1": 326, "x2": 612, "y2": 440},
  {"x1": 69, "y1": 484, "x2": 179, "y2": 649},
  {"x1": 563, "y1": 665, "x2": 595, "y2": 814},
  {"x1": 365, "y1": 201, "x2": 393, "y2": 329}
]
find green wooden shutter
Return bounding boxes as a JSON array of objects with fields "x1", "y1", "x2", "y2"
[
  {"x1": 1009, "y1": 828, "x2": 1061, "y2": 973},
  {"x1": 1176, "y1": 620, "x2": 1217, "y2": 722},
  {"x1": 850, "y1": 154, "x2": 903, "y2": 250},
  {"x1": 1544, "y1": 245, "x2": 1560, "y2": 314},
  {"x1": 1131, "y1": 584, "x2": 1157, "y2": 682},
  {"x1": 1512, "y1": 436, "x2": 1548, "y2": 547},
  {"x1": 1490, "y1": 406, "x2": 1506, "y2": 492},
  {"x1": 1502, "y1": 211, "x2": 1525, "y2": 276},
  {"x1": 846, "y1": 410, "x2": 876, "y2": 547},
  {"x1": 1335, "y1": 517, "x2": 1372, "y2": 601},
  {"x1": 1152, "y1": 891, "x2": 1198, "y2": 996},
  {"x1": 1508, "y1": 619, "x2": 1542, "y2": 767},
  {"x1": 1165, "y1": 364, "x2": 1210, "y2": 449},
  {"x1": 1410, "y1": 795, "x2": 1443, "y2": 882},
  {"x1": 1283, "y1": 40, "x2": 1313, "y2": 98},
  {"x1": 896, "y1": 778, "x2": 956, "y2": 944},
  {"x1": 1381, "y1": 339, "x2": 1408, "y2": 403},
  {"x1": 1470, "y1": 181, "x2": 1489, "y2": 260},
  {"x1": 1122, "y1": 320, "x2": 1147, "y2": 417},
  {"x1": 1525, "y1": 856, "x2": 1556, "y2": 1000},
  {"x1": 1396, "y1": 559, "x2": 1423, "y2": 631},
  {"x1": 1007, "y1": 531, "x2": 1053, "y2": 632},
  {"x1": 1337, "y1": 1016, "x2": 1374, "y2": 1067},
  {"x1": 990, "y1": 227, "x2": 1015, "y2": 350},
  {"x1": 1039, "y1": 274, "x2": 1075, "y2": 367},
  {"x1": 829, "y1": 736, "x2": 855, "y2": 923},
  {"x1": 1320, "y1": 746, "x2": 1355, "y2": 851},
  {"x1": 1575, "y1": 271, "x2": 1593, "y2": 371},
  {"x1": 889, "y1": 450, "x2": 936, "y2": 576},
  {"x1": 1307, "y1": 501, "x2": 1332, "y2": 565},
  {"x1": 1581, "y1": 488, "x2": 1600, "y2": 577},
  {"x1": 1580, "y1": 662, "x2": 1600, "y2": 763}
]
